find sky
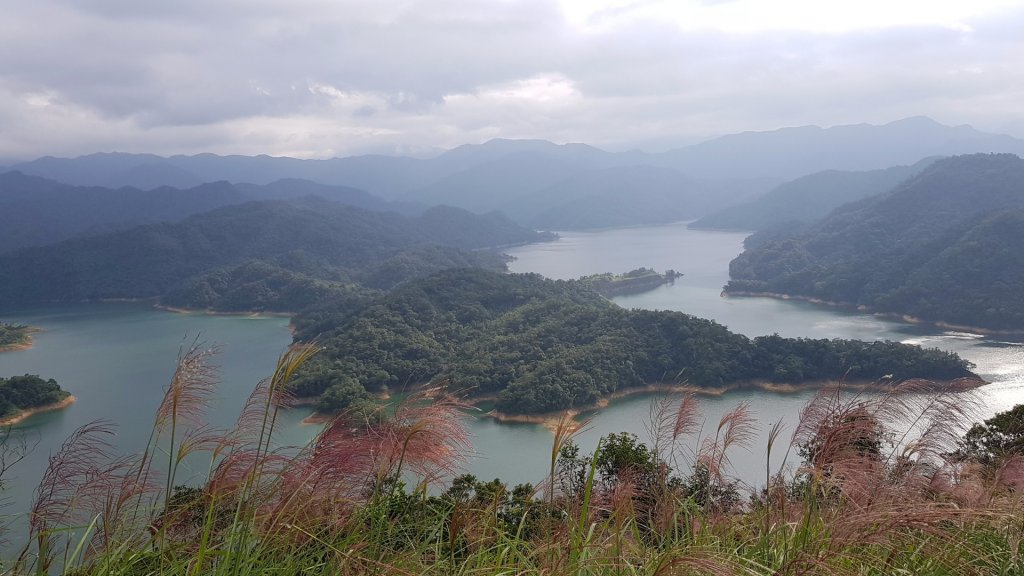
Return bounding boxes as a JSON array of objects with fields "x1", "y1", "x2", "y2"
[{"x1": 2, "y1": 0, "x2": 1024, "y2": 161}]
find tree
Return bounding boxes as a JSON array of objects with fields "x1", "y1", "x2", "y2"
[{"x1": 958, "y1": 404, "x2": 1024, "y2": 467}]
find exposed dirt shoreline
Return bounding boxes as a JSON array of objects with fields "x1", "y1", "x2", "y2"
[
  {"x1": 482, "y1": 378, "x2": 983, "y2": 432},
  {"x1": 723, "y1": 290, "x2": 1024, "y2": 336},
  {"x1": 153, "y1": 304, "x2": 296, "y2": 318},
  {"x1": 0, "y1": 395, "x2": 76, "y2": 426},
  {"x1": 0, "y1": 327, "x2": 41, "y2": 353},
  {"x1": 297, "y1": 377, "x2": 983, "y2": 433}
]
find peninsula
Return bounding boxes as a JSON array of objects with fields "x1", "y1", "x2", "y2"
[
  {"x1": 0, "y1": 374, "x2": 73, "y2": 425},
  {"x1": 0, "y1": 322, "x2": 35, "y2": 352}
]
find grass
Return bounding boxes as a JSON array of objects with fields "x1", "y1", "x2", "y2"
[{"x1": 1, "y1": 346, "x2": 1022, "y2": 575}]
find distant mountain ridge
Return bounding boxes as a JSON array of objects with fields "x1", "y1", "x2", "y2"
[
  {"x1": 12, "y1": 117, "x2": 1024, "y2": 230},
  {"x1": 726, "y1": 153, "x2": 1024, "y2": 331},
  {"x1": 0, "y1": 172, "x2": 414, "y2": 252}
]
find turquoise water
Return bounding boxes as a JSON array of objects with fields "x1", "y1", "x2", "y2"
[{"x1": 0, "y1": 223, "x2": 1021, "y2": 550}]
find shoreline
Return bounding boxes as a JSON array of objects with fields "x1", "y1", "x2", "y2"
[
  {"x1": 723, "y1": 290, "x2": 1024, "y2": 337},
  {"x1": 0, "y1": 326, "x2": 41, "y2": 353},
  {"x1": 482, "y1": 377, "x2": 984, "y2": 433},
  {"x1": 153, "y1": 304, "x2": 296, "y2": 319},
  {"x1": 0, "y1": 394, "x2": 76, "y2": 426},
  {"x1": 296, "y1": 376, "x2": 985, "y2": 433},
  {"x1": 298, "y1": 389, "x2": 394, "y2": 425}
]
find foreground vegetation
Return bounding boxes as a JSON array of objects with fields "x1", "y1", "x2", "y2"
[
  {"x1": 1, "y1": 344, "x2": 1019, "y2": 575},
  {"x1": 291, "y1": 269, "x2": 975, "y2": 415}
]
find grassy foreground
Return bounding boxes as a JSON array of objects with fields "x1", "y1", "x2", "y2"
[{"x1": 2, "y1": 343, "x2": 1021, "y2": 575}]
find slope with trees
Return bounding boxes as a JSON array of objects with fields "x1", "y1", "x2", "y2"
[
  {"x1": 726, "y1": 154, "x2": 1024, "y2": 330},
  {"x1": 0, "y1": 197, "x2": 549, "y2": 311}
]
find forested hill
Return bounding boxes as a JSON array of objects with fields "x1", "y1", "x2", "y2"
[
  {"x1": 290, "y1": 269, "x2": 976, "y2": 415},
  {"x1": 0, "y1": 171, "x2": 408, "y2": 252},
  {"x1": 726, "y1": 154, "x2": 1024, "y2": 330},
  {"x1": 0, "y1": 197, "x2": 551, "y2": 308},
  {"x1": 690, "y1": 158, "x2": 935, "y2": 231}
]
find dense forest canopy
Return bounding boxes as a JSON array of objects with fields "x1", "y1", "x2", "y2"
[
  {"x1": 0, "y1": 197, "x2": 549, "y2": 311},
  {"x1": 727, "y1": 154, "x2": 1024, "y2": 330},
  {"x1": 0, "y1": 374, "x2": 68, "y2": 419},
  {"x1": 291, "y1": 269, "x2": 976, "y2": 415}
]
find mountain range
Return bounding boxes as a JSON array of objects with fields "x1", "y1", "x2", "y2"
[{"x1": 9, "y1": 117, "x2": 1024, "y2": 230}]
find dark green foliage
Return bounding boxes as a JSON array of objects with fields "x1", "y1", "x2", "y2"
[
  {"x1": 314, "y1": 376, "x2": 375, "y2": 414},
  {"x1": 958, "y1": 404, "x2": 1024, "y2": 467},
  {"x1": 0, "y1": 196, "x2": 544, "y2": 309},
  {"x1": 161, "y1": 260, "x2": 372, "y2": 312},
  {"x1": 0, "y1": 374, "x2": 69, "y2": 418},
  {"x1": 727, "y1": 154, "x2": 1024, "y2": 330},
  {"x1": 297, "y1": 269, "x2": 975, "y2": 414}
]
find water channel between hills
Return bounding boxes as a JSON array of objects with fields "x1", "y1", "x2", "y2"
[{"x1": 1, "y1": 222, "x2": 1021, "y2": 533}]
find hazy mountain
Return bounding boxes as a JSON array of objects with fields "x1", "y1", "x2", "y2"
[
  {"x1": 0, "y1": 172, "x2": 247, "y2": 251},
  {"x1": 691, "y1": 158, "x2": 938, "y2": 231},
  {"x1": 0, "y1": 173, "x2": 413, "y2": 252},
  {"x1": 233, "y1": 179, "x2": 419, "y2": 214},
  {"x1": 407, "y1": 151, "x2": 615, "y2": 213},
  {"x1": 11, "y1": 118, "x2": 1024, "y2": 228},
  {"x1": 726, "y1": 153, "x2": 1024, "y2": 330},
  {"x1": 655, "y1": 117, "x2": 1024, "y2": 180},
  {"x1": 0, "y1": 197, "x2": 550, "y2": 307},
  {"x1": 512, "y1": 166, "x2": 773, "y2": 230}
]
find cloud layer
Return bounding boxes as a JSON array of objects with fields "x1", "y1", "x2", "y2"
[{"x1": 3, "y1": 0, "x2": 1023, "y2": 160}]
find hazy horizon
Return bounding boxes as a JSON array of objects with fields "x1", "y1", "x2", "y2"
[{"x1": 2, "y1": 115, "x2": 1020, "y2": 165}]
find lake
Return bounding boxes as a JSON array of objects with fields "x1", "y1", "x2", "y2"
[{"x1": 1, "y1": 222, "x2": 1021, "y2": 546}]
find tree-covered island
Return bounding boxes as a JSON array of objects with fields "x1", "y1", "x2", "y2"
[
  {"x1": 0, "y1": 374, "x2": 73, "y2": 425},
  {"x1": 579, "y1": 268, "x2": 682, "y2": 298},
  {"x1": 290, "y1": 269, "x2": 978, "y2": 417}
]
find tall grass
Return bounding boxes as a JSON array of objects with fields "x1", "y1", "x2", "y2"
[{"x1": 2, "y1": 345, "x2": 1020, "y2": 575}]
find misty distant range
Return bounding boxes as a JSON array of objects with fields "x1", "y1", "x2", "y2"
[
  {"x1": 3, "y1": 116, "x2": 1024, "y2": 331},
  {"x1": 4, "y1": 116, "x2": 1024, "y2": 234}
]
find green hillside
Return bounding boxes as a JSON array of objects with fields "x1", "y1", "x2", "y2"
[
  {"x1": 726, "y1": 154, "x2": 1024, "y2": 330},
  {"x1": 0, "y1": 197, "x2": 548, "y2": 310}
]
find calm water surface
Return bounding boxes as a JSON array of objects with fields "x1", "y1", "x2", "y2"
[{"x1": 1, "y1": 223, "x2": 1021, "y2": 544}]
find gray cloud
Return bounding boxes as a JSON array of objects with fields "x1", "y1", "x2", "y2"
[{"x1": 1, "y1": 0, "x2": 1022, "y2": 159}]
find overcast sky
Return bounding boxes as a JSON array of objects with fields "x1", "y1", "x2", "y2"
[{"x1": 3, "y1": 0, "x2": 1024, "y2": 160}]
